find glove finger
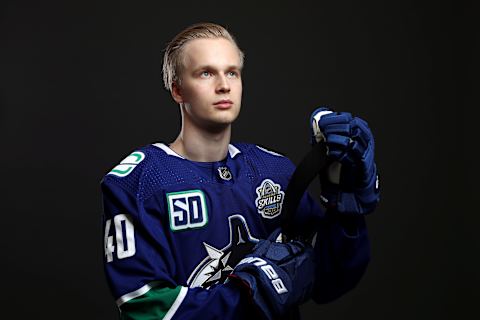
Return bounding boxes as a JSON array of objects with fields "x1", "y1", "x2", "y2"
[
  {"x1": 251, "y1": 238, "x2": 271, "y2": 256},
  {"x1": 326, "y1": 134, "x2": 351, "y2": 150},
  {"x1": 351, "y1": 117, "x2": 372, "y2": 148},
  {"x1": 350, "y1": 118, "x2": 375, "y2": 162},
  {"x1": 328, "y1": 138, "x2": 367, "y2": 166},
  {"x1": 265, "y1": 240, "x2": 309, "y2": 265},
  {"x1": 310, "y1": 107, "x2": 333, "y2": 120},
  {"x1": 337, "y1": 138, "x2": 374, "y2": 170},
  {"x1": 326, "y1": 135, "x2": 352, "y2": 163},
  {"x1": 310, "y1": 107, "x2": 334, "y2": 130},
  {"x1": 350, "y1": 141, "x2": 375, "y2": 183},
  {"x1": 322, "y1": 123, "x2": 351, "y2": 136},
  {"x1": 310, "y1": 107, "x2": 334, "y2": 143},
  {"x1": 318, "y1": 112, "x2": 352, "y2": 128},
  {"x1": 340, "y1": 150, "x2": 357, "y2": 167},
  {"x1": 349, "y1": 140, "x2": 367, "y2": 162},
  {"x1": 360, "y1": 143, "x2": 375, "y2": 172},
  {"x1": 265, "y1": 243, "x2": 295, "y2": 263},
  {"x1": 326, "y1": 146, "x2": 347, "y2": 161}
]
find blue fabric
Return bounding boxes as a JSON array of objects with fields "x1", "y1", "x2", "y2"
[
  {"x1": 231, "y1": 229, "x2": 315, "y2": 319},
  {"x1": 310, "y1": 107, "x2": 380, "y2": 215},
  {"x1": 101, "y1": 142, "x2": 371, "y2": 319}
]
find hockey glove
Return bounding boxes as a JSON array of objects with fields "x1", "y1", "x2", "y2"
[
  {"x1": 310, "y1": 107, "x2": 380, "y2": 215},
  {"x1": 229, "y1": 229, "x2": 315, "y2": 320}
]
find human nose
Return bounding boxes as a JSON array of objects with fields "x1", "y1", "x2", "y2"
[{"x1": 216, "y1": 74, "x2": 230, "y2": 93}]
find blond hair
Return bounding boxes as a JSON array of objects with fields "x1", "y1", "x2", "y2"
[{"x1": 162, "y1": 22, "x2": 245, "y2": 92}]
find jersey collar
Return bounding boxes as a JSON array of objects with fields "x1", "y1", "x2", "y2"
[{"x1": 152, "y1": 143, "x2": 241, "y2": 160}]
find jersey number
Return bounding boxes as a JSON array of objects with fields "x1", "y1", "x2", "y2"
[{"x1": 104, "y1": 214, "x2": 136, "y2": 263}]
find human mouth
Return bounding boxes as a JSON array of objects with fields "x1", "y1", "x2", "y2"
[{"x1": 214, "y1": 99, "x2": 233, "y2": 109}]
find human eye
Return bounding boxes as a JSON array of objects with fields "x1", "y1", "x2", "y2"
[
  {"x1": 227, "y1": 70, "x2": 239, "y2": 78},
  {"x1": 200, "y1": 71, "x2": 211, "y2": 78}
]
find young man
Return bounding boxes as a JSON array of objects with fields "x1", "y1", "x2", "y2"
[{"x1": 101, "y1": 23, "x2": 379, "y2": 319}]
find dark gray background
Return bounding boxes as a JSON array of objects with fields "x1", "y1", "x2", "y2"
[{"x1": 1, "y1": 0, "x2": 478, "y2": 319}]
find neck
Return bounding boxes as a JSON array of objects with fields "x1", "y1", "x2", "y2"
[{"x1": 170, "y1": 117, "x2": 232, "y2": 162}]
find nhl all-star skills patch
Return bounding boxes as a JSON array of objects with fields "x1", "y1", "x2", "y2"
[{"x1": 255, "y1": 179, "x2": 285, "y2": 219}]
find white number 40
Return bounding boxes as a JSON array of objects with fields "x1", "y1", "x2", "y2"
[{"x1": 104, "y1": 213, "x2": 136, "y2": 262}]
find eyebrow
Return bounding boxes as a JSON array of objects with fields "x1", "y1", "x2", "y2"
[{"x1": 193, "y1": 65, "x2": 242, "y2": 72}]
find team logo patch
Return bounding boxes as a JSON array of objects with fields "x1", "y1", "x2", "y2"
[
  {"x1": 187, "y1": 215, "x2": 258, "y2": 288},
  {"x1": 108, "y1": 151, "x2": 145, "y2": 177},
  {"x1": 255, "y1": 179, "x2": 285, "y2": 219},
  {"x1": 217, "y1": 167, "x2": 232, "y2": 181},
  {"x1": 166, "y1": 190, "x2": 208, "y2": 231}
]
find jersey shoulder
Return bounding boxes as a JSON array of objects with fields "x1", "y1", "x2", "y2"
[
  {"x1": 233, "y1": 142, "x2": 296, "y2": 178},
  {"x1": 101, "y1": 143, "x2": 199, "y2": 200}
]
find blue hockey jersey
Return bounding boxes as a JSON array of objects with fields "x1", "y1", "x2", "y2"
[{"x1": 101, "y1": 142, "x2": 370, "y2": 319}]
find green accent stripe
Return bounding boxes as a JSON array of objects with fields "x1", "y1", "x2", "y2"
[
  {"x1": 111, "y1": 166, "x2": 134, "y2": 175},
  {"x1": 120, "y1": 285, "x2": 183, "y2": 320},
  {"x1": 131, "y1": 152, "x2": 143, "y2": 163}
]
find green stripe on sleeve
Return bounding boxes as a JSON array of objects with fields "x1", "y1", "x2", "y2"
[{"x1": 120, "y1": 285, "x2": 185, "y2": 320}]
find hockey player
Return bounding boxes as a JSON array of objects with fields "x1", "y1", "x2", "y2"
[{"x1": 101, "y1": 22, "x2": 379, "y2": 319}]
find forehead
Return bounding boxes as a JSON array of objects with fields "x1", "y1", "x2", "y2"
[{"x1": 181, "y1": 38, "x2": 241, "y2": 70}]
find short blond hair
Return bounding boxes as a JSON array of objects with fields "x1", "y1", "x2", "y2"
[{"x1": 162, "y1": 22, "x2": 245, "y2": 92}]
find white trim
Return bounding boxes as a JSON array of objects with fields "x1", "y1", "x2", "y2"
[
  {"x1": 312, "y1": 110, "x2": 333, "y2": 143},
  {"x1": 313, "y1": 110, "x2": 333, "y2": 123},
  {"x1": 163, "y1": 287, "x2": 188, "y2": 320},
  {"x1": 153, "y1": 143, "x2": 241, "y2": 160},
  {"x1": 256, "y1": 145, "x2": 284, "y2": 157},
  {"x1": 311, "y1": 232, "x2": 318, "y2": 247},
  {"x1": 116, "y1": 281, "x2": 162, "y2": 306},
  {"x1": 228, "y1": 144, "x2": 241, "y2": 158},
  {"x1": 152, "y1": 143, "x2": 185, "y2": 159}
]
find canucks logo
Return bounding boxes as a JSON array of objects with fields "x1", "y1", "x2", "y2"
[
  {"x1": 255, "y1": 179, "x2": 285, "y2": 219},
  {"x1": 108, "y1": 151, "x2": 145, "y2": 177},
  {"x1": 187, "y1": 215, "x2": 258, "y2": 289}
]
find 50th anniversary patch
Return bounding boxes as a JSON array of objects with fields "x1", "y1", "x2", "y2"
[
  {"x1": 167, "y1": 190, "x2": 208, "y2": 231},
  {"x1": 255, "y1": 179, "x2": 285, "y2": 219}
]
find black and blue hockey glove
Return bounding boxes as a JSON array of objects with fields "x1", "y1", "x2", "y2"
[
  {"x1": 310, "y1": 107, "x2": 380, "y2": 215},
  {"x1": 229, "y1": 229, "x2": 315, "y2": 320}
]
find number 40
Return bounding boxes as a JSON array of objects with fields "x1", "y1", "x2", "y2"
[{"x1": 104, "y1": 214, "x2": 136, "y2": 262}]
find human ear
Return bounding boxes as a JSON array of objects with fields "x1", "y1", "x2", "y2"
[{"x1": 171, "y1": 81, "x2": 183, "y2": 104}]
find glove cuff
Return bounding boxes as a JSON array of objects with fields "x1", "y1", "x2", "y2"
[
  {"x1": 232, "y1": 266, "x2": 290, "y2": 320},
  {"x1": 319, "y1": 166, "x2": 379, "y2": 215}
]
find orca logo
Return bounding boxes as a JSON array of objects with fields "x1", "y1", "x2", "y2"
[
  {"x1": 187, "y1": 215, "x2": 258, "y2": 289},
  {"x1": 255, "y1": 179, "x2": 285, "y2": 219}
]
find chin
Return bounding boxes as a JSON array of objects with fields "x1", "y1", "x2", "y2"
[
  {"x1": 214, "y1": 110, "x2": 239, "y2": 124},
  {"x1": 204, "y1": 116, "x2": 237, "y2": 131}
]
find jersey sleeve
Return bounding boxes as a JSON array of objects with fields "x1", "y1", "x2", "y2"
[
  {"x1": 101, "y1": 177, "x2": 256, "y2": 320},
  {"x1": 294, "y1": 192, "x2": 371, "y2": 304}
]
